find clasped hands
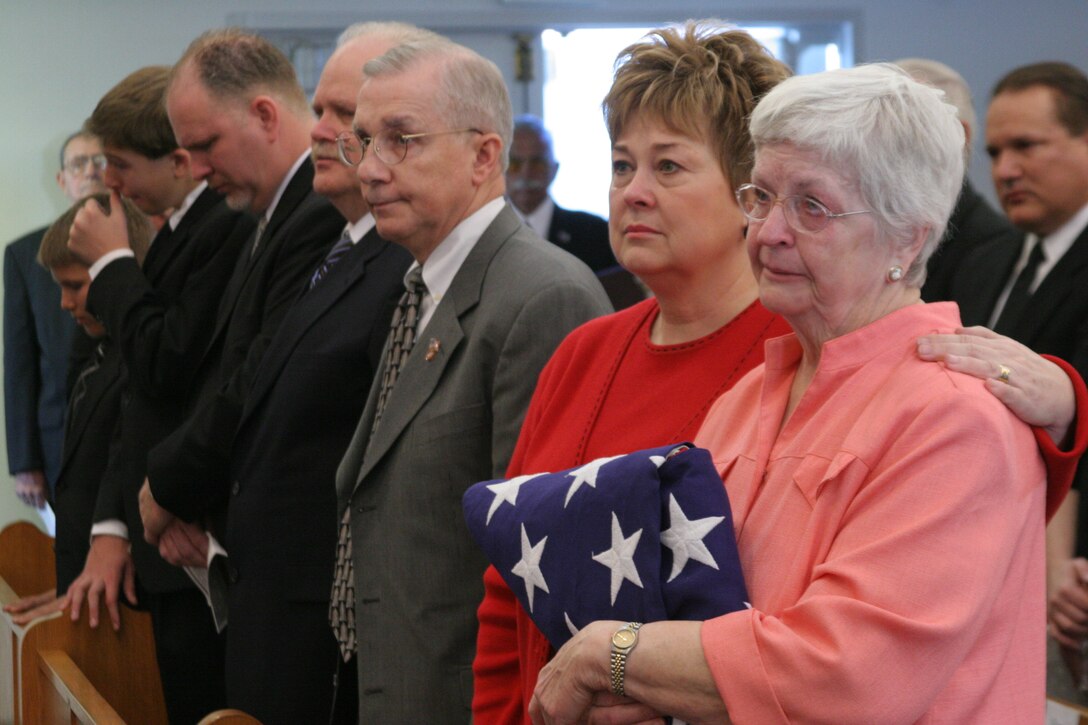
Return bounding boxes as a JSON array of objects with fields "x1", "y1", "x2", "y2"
[{"x1": 139, "y1": 477, "x2": 209, "y2": 568}]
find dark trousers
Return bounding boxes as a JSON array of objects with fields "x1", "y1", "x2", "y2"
[{"x1": 144, "y1": 588, "x2": 227, "y2": 724}]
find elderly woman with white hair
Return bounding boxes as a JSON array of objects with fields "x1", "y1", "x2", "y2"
[{"x1": 530, "y1": 63, "x2": 1048, "y2": 725}]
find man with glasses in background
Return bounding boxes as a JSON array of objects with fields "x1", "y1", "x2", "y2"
[
  {"x1": 4, "y1": 130, "x2": 106, "y2": 520},
  {"x1": 506, "y1": 115, "x2": 643, "y2": 309}
]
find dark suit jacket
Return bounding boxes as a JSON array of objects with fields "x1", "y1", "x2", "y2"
[
  {"x1": 147, "y1": 160, "x2": 344, "y2": 531},
  {"x1": 951, "y1": 223, "x2": 1088, "y2": 517},
  {"x1": 3, "y1": 227, "x2": 75, "y2": 489},
  {"x1": 85, "y1": 187, "x2": 254, "y2": 593},
  {"x1": 53, "y1": 336, "x2": 123, "y2": 594},
  {"x1": 922, "y1": 181, "x2": 1014, "y2": 302},
  {"x1": 218, "y1": 227, "x2": 410, "y2": 724},
  {"x1": 547, "y1": 204, "x2": 644, "y2": 310},
  {"x1": 546, "y1": 204, "x2": 614, "y2": 272},
  {"x1": 336, "y1": 204, "x2": 611, "y2": 722}
]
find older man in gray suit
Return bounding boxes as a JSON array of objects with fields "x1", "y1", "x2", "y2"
[{"x1": 330, "y1": 36, "x2": 611, "y2": 722}]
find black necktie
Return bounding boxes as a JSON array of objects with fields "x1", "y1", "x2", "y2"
[
  {"x1": 994, "y1": 238, "x2": 1046, "y2": 334},
  {"x1": 330, "y1": 267, "x2": 426, "y2": 660}
]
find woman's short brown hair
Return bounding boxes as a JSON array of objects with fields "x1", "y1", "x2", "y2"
[
  {"x1": 38, "y1": 194, "x2": 152, "y2": 270},
  {"x1": 603, "y1": 19, "x2": 791, "y2": 190}
]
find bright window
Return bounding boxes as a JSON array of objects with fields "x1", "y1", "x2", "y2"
[{"x1": 542, "y1": 23, "x2": 852, "y2": 219}]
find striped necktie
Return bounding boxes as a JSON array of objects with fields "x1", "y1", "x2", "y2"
[
  {"x1": 308, "y1": 230, "x2": 355, "y2": 290},
  {"x1": 330, "y1": 267, "x2": 426, "y2": 660}
]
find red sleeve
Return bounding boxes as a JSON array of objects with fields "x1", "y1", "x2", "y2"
[
  {"x1": 1038, "y1": 355, "x2": 1088, "y2": 521},
  {"x1": 473, "y1": 565, "x2": 525, "y2": 723}
]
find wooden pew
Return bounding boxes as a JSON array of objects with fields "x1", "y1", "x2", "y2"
[
  {"x1": 17, "y1": 606, "x2": 167, "y2": 724},
  {"x1": 198, "y1": 709, "x2": 263, "y2": 724},
  {"x1": 0, "y1": 521, "x2": 55, "y2": 596},
  {"x1": 36, "y1": 649, "x2": 124, "y2": 724},
  {"x1": 0, "y1": 520, "x2": 167, "y2": 724},
  {"x1": 0, "y1": 520, "x2": 56, "y2": 723}
]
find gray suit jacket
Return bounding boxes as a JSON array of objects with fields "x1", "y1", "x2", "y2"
[{"x1": 336, "y1": 204, "x2": 611, "y2": 722}]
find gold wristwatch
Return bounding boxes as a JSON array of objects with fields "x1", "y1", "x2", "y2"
[{"x1": 609, "y1": 622, "x2": 642, "y2": 696}]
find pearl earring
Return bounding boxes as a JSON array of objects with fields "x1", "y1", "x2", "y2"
[{"x1": 887, "y1": 265, "x2": 904, "y2": 283}]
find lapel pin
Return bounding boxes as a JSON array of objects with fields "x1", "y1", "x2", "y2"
[{"x1": 425, "y1": 338, "x2": 441, "y2": 361}]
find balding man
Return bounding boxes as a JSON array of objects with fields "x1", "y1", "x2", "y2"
[
  {"x1": 895, "y1": 58, "x2": 1016, "y2": 302},
  {"x1": 142, "y1": 23, "x2": 424, "y2": 724},
  {"x1": 332, "y1": 37, "x2": 610, "y2": 721},
  {"x1": 120, "y1": 29, "x2": 343, "y2": 720}
]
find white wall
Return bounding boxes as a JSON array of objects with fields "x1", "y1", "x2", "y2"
[{"x1": 1, "y1": 0, "x2": 1086, "y2": 529}]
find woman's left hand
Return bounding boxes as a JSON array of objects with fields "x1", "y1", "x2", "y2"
[
  {"x1": 529, "y1": 621, "x2": 665, "y2": 725},
  {"x1": 916, "y1": 326, "x2": 1075, "y2": 445}
]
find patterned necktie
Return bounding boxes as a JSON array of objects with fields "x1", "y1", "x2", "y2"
[
  {"x1": 308, "y1": 230, "x2": 354, "y2": 290},
  {"x1": 994, "y1": 237, "x2": 1046, "y2": 334},
  {"x1": 330, "y1": 266, "x2": 426, "y2": 660}
]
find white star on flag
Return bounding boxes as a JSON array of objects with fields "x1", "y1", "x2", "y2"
[
  {"x1": 511, "y1": 523, "x2": 550, "y2": 612},
  {"x1": 592, "y1": 512, "x2": 644, "y2": 604},
  {"x1": 649, "y1": 455, "x2": 666, "y2": 468},
  {"x1": 661, "y1": 494, "x2": 725, "y2": 582},
  {"x1": 564, "y1": 455, "x2": 622, "y2": 507},
  {"x1": 485, "y1": 473, "x2": 544, "y2": 524}
]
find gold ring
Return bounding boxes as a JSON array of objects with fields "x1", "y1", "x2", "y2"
[{"x1": 998, "y1": 365, "x2": 1011, "y2": 383}]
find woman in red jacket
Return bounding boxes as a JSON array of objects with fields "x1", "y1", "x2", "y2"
[{"x1": 472, "y1": 20, "x2": 1086, "y2": 724}]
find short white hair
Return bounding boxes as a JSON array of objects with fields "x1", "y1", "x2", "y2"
[
  {"x1": 336, "y1": 21, "x2": 440, "y2": 49},
  {"x1": 749, "y1": 63, "x2": 965, "y2": 286},
  {"x1": 363, "y1": 38, "x2": 513, "y2": 170}
]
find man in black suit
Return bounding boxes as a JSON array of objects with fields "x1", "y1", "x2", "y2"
[
  {"x1": 4, "y1": 131, "x2": 106, "y2": 514},
  {"x1": 135, "y1": 23, "x2": 418, "y2": 724},
  {"x1": 507, "y1": 115, "x2": 644, "y2": 309},
  {"x1": 3, "y1": 194, "x2": 150, "y2": 624},
  {"x1": 948, "y1": 62, "x2": 1088, "y2": 672},
  {"x1": 894, "y1": 58, "x2": 1016, "y2": 302},
  {"x1": 128, "y1": 29, "x2": 341, "y2": 717},
  {"x1": 61, "y1": 65, "x2": 256, "y2": 722}
]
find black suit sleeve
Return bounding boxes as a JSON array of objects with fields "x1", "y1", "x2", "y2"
[
  {"x1": 4, "y1": 240, "x2": 44, "y2": 473},
  {"x1": 86, "y1": 208, "x2": 253, "y2": 401},
  {"x1": 147, "y1": 203, "x2": 342, "y2": 521}
]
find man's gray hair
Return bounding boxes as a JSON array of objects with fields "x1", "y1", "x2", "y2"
[
  {"x1": 336, "y1": 21, "x2": 441, "y2": 49},
  {"x1": 749, "y1": 63, "x2": 965, "y2": 287},
  {"x1": 895, "y1": 58, "x2": 977, "y2": 136},
  {"x1": 364, "y1": 38, "x2": 513, "y2": 170}
]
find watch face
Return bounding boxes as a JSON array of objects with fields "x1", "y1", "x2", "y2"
[{"x1": 613, "y1": 629, "x2": 637, "y2": 649}]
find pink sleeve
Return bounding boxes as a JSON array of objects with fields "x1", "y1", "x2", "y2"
[{"x1": 700, "y1": 392, "x2": 1045, "y2": 724}]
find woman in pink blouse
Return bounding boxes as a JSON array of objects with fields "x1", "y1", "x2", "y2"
[{"x1": 530, "y1": 64, "x2": 1049, "y2": 724}]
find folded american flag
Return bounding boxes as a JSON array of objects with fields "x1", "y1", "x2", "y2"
[{"x1": 463, "y1": 443, "x2": 749, "y2": 649}]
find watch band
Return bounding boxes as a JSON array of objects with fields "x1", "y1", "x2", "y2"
[{"x1": 609, "y1": 622, "x2": 643, "y2": 696}]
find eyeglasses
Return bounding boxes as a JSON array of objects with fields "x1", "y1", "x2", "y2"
[
  {"x1": 336, "y1": 128, "x2": 482, "y2": 167},
  {"x1": 63, "y1": 154, "x2": 107, "y2": 176},
  {"x1": 735, "y1": 183, "x2": 870, "y2": 233}
]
